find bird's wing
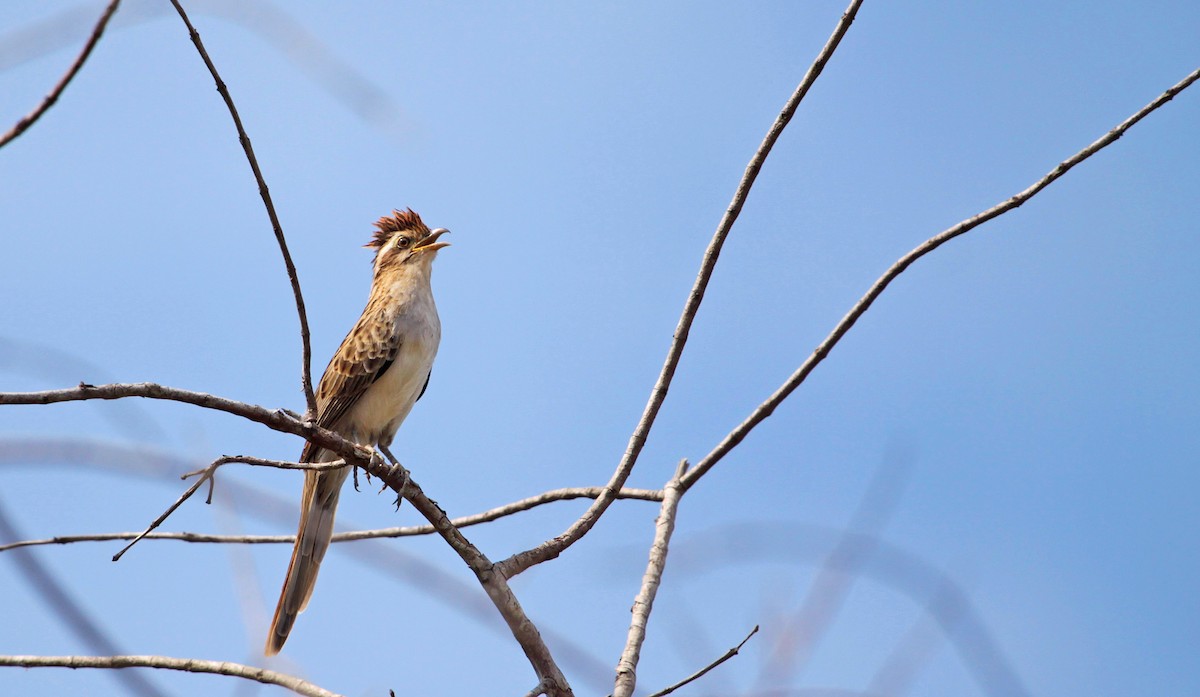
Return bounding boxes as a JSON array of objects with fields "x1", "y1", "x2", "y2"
[{"x1": 300, "y1": 313, "x2": 401, "y2": 461}]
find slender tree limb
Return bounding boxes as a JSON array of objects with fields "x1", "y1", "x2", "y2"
[
  {"x1": 364, "y1": 460, "x2": 573, "y2": 697},
  {"x1": 167, "y1": 0, "x2": 317, "y2": 417},
  {"x1": 181, "y1": 456, "x2": 348, "y2": 480},
  {"x1": 110, "y1": 458, "x2": 218, "y2": 561},
  {"x1": 0, "y1": 437, "x2": 616, "y2": 689},
  {"x1": 679, "y1": 64, "x2": 1200, "y2": 492},
  {"x1": 113, "y1": 454, "x2": 351, "y2": 560},
  {"x1": 0, "y1": 486, "x2": 663, "y2": 554},
  {"x1": 0, "y1": 655, "x2": 340, "y2": 697},
  {"x1": 613, "y1": 459, "x2": 689, "y2": 697},
  {"x1": 496, "y1": 0, "x2": 865, "y2": 581},
  {"x1": 0, "y1": 0, "x2": 121, "y2": 149},
  {"x1": 0, "y1": 382, "x2": 367, "y2": 463},
  {"x1": 644, "y1": 625, "x2": 759, "y2": 697}
]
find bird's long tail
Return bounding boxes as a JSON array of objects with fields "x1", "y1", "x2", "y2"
[{"x1": 265, "y1": 449, "x2": 350, "y2": 656}]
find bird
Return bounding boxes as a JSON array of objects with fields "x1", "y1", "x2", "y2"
[{"x1": 265, "y1": 208, "x2": 449, "y2": 655}]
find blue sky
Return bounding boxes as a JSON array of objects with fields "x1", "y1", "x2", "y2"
[{"x1": 1, "y1": 2, "x2": 1197, "y2": 696}]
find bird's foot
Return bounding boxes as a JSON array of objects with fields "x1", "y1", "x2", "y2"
[
  {"x1": 382, "y1": 462, "x2": 410, "y2": 510},
  {"x1": 376, "y1": 444, "x2": 409, "y2": 510}
]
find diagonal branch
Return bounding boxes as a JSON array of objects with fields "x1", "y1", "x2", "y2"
[
  {"x1": 0, "y1": 655, "x2": 340, "y2": 697},
  {"x1": 365, "y1": 460, "x2": 573, "y2": 697},
  {"x1": 645, "y1": 625, "x2": 759, "y2": 697},
  {"x1": 680, "y1": 64, "x2": 1200, "y2": 491},
  {"x1": 496, "y1": 0, "x2": 865, "y2": 580},
  {"x1": 111, "y1": 455, "x2": 349, "y2": 561},
  {"x1": 613, "y1": 460, "x2": 689, "y2": 697},
  {"x1": 0, "y1": 0, "x2": 121, "y2": 149},
  {"x1": 167, "y1": 0, "x2": 317, "y2": 417}
]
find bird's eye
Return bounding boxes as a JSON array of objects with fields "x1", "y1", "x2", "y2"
[{"x1": 396, "y1": 236, "x2": 411, "y2": 249}]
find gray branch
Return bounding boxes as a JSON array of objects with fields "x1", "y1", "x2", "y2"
[
  {"x1": 679, "y1": 64, "x2": 1200, "y2": 492},
  {"x1": 496, "y1": 0, "x2": 866, "y2": 581},
  {"x1": 0, "y1": 655, "x2": 340, "y2": 697},
  {"x1": 613, "y1": 460, "x2": 689, "y2": 697},
  {"x1": 167, "y1": 0, "x2": 317, "y2": 417},
  {"x1": 0, "y1": 486, "x2": 663, "y2": 554},
  {"x1": 0, "y1": 0, "x2": 121, "y2": 148}
]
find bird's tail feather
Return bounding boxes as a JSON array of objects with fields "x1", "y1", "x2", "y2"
[{"x1": 265, "y1": 451, "x2": 349, "y2": 655}]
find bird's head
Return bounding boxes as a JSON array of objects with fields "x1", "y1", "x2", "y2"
[{"x1": 366, "y1": 208, "x2": 450, "y2": 275}]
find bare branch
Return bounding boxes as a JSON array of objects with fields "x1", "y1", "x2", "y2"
[
  {"x1": 365, "y1": 460, "x2": 573, "y2": 697},
  {"x1": 111, "y1": 458, "x2": 217, "y2": 561},
  {"x1": 180, "y1": 455, "x2": 349, "y2": 479},
  {"x1": 0, "y1": 655, "x2": 340, "y2": 697},
  {"x1": 0, "y1": 437, "x2": 620, "y2": 689},
  {"x1": 680, "y1": 64, "x2": 1200, "y2": 491},
  {"x1": 0, "y1": 382, "x2": 367, "y2": 463},
  {"x1": 614, "y1": 460, "x2": 689, "y2": 697},
  {"x1": 112, "y1": 454, "x2": 351, "y2": 560},
  {"x1": 497, "y1": 0, "x2": 865, "y2": 581},
  {"x1": 645, "y1": 625, "x2": 759, "y2": 697},
  {"x1": 0, "y1": 486, "x2": 663, "y2": 554},
  {"x1": 166, "y1": 0, "x2": 317, "y2": 416},
  {"x1": 0, "y1": 0, "x2": 121, "y2": 149}
]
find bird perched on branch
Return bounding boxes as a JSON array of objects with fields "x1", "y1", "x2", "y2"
[{"x1": 265, "y1": 209, "x2": 449, "y2": 655}]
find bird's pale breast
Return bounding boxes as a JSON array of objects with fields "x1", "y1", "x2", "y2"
[{"x1": 346, "y1": 290, "x2": 440, "y2": 447}]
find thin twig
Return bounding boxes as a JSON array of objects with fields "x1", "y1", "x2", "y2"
[
  {"x1": 613, "y1": 459, "x2": 689, "y2": 697},
  {"x1": 0, "y1": 655, "x2": 340, "y2": 697},
  {"x1": 0, "y1": 486, "x2": 663, "y2": 554},
  {"x1": 679, "y1": 64, "x2": 1200, "y2": 492},
  {"x1": 364, "y1": 459, "x2": 573, "y2": 697},
  {"x1": 497, "y1": 0, "x2": 865, "y2": 581},
  {"x1": 118, "y1": 453, "x2": 351, "y2": 558},
  {"x1": 0, "y1": 436, "x2": 619, "y2": 689},
  {"x1": 0, "y1": 0, "x2": 121, "y2": 149},
  {"x1": 181, "y1": 455, "x2": 348, "y2": 479},
  {"x1": 167, "y1": 0, "x2": 317, "y2": 417},
  {"x1": 644, "y1": 625, "x2": 759, "y2": 697},
  {"x1": 111, "y1": 459, "x2": 218, "y2": 561}
]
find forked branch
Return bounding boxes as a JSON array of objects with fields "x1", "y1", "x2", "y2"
[
  {"x1": 496, "y1": 0, "x2": 866, "y2": 581},
  {"x1": 365, "y1": 460, "x2": 573, "y2": 696},
  {"x1": 679, "y1": 64, "x2": 1200, "y2": 491},
  {"x1": 613, "y1": 460, "x2": 689, "y2": 697}
]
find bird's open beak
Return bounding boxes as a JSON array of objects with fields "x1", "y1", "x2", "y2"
[{"x1": 413, "y1": 228, "x2": 451, "y2": 253}]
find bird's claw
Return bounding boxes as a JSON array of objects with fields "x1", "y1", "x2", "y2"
[{"x1": 378, "y1": 461, "x2": 410, "y2": 510}]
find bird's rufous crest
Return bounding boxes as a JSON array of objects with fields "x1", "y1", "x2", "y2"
[{"x1": 366, "y1": 208, "x2": 431, "y2": 250}]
